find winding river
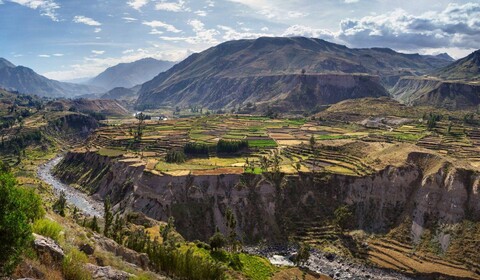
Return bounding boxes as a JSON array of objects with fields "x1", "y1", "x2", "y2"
[
  {"x1": 38, "y1": 156, "x2": 410, "y2": 280},
  {"x1": 37, "y1": 156, "x2": 104, "y2": 217}
]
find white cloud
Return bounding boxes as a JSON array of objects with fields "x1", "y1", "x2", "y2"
[
  {"x1": 217, "y1": 25, "x2": 273, "y2": 41},
  {"x1": 7, "y1": 0, "x2": 60, "y2": 21},
  {"x1": 155, "y1": 0, "x2": 190, "y2": 12},
  {"x1": 122, "y1": 17, "x2": 138, "y2": 22},
  {"x1": 127, "y1": 0, "x2": 149, "y2": 10},
  {"x1": 195, "y1": 10, "x2": 207, "y2": 16},
  {"x1": 205, "y1": 0, "x2": 214, "y2": 7},
  {"x1": 283, "y1": 25, "x2": 336, "y2": 41},
  {"x1": 91, "y1": 50, "x2": 105, "y2": 55},
  {"x1": 43, "y1": 48, "x2": 191, "y2": 80},
  {"x1": 52, "y1": 53, "x2": 64, "y2": 57},
  {"x1": 160, "y1": 19, "x2": 219, "y2": 44},
  {"x1": 73, "y1": 15, "x2": 101, "y2": 26},
  {"x1": 143, "y1": 20, "x2": 181, "y2": 33},
  {"x1": 338, "y1": 3, "x2": 480, "y2": 50},
  {"x1": 38, "y1": 54, "x2": 51, "y2": 58},
  {"x1": 122, "y1": 49, "x2": 135, "y2": 54},
  {"x1": 344, "y1": 0, "x2": 359, "y2": 3},
  {"x1": 94, "y1": 27, "x2": 102, "y2": 33}
]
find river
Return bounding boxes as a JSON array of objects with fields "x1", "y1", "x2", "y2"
[
  {"x1": 37, "y1": 156, "x2": 104, "y2": 217},
  {"x1": 39, "y1": 156, "x2": 410, "y2": 279}
]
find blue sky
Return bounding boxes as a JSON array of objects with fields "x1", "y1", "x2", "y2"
[{"x1": 1, "y1": 0, "x2": 479, "y2": 81}]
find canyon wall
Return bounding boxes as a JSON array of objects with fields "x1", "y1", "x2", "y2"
[{"x1": 54, "y1": 151, "x2": 480, "y2": 250}]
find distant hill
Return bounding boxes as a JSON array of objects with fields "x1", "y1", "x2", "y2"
[
  {"x1": 88, "y1": 58, "x2": 175, "y2": 90},
  {"x1": 45, "y1": 99, "x2": 130, "y2": 116},
  {"x1": 0, "y1": 58, "x2": 101, "y2": 98},
  {"x1": 436, "y1": 50, "x2": 480, "y2": 81},
  {"x1": 135, "y1": 37, "x2": 450, "y2": 112},
  {"x1": 101, "y1": 87, "x2": 138, "y2": 101},
  {"x1": 392, "y1": 77, "x2": 480, "y2": 110}
]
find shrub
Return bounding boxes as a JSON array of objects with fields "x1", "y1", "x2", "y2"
[
  {"x1": 0, "y1": 170, "x2": 44, "y2": 276},
  {"x1": 209, "y1": 231, "x2": 227, "y2": 251},
  {"x1": 184, "y1": 142, "x2": 211, "y2": 155},
  {"x1": 165, "y1": 150, "x2": 186, "y2": 163},
  {"x1": 216, "y1": 139, "x2": 248, "y2": 154},
  {"x1": 62, "y1": 248, "x2": 91, "y2": 280},
  {"x1": 33, "y1": 219, "x2": 63, "y2": 242}
]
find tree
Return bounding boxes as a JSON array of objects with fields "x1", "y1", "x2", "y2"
[
  {"x1": 225, "y1": 208, "x2": 240, "y2": 252},
  {"x1": 161, "y1": 216, "x2": 177, "y2": 247},
  {"x1": 0, "y1": 170, "x2": 43, "y2": 275},
  {"x1": 90, "y1": 216, "x2": 100, "y2": 232},
  {"x1": 103, "y1": 196, "x2": 114, "y2": 237},
  {"x1": 334, "y1": 205, "x2": 354, "y2": 230},
  {"x1": 53, "y1": 191, "x2": 67, "y2": 217},
  {"x1": 209, "y1": 230, "x2": 227, "y2": 251},
  {"x1": 165, "y1": 150, "x2": 186, "y2": 163},
  {"x1": 111, "y1": 215, "x2": 126, "y2": 244},
  {"x1": 294, "y1": 243, "x2": 311, "y2": 266}
]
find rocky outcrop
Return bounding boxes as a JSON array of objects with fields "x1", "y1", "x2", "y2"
[
  {"x1": 33, "y1": 233, "x2": 65, "y2": 262},
  {"x1": 54, "y1": 151, "x2": 480, "y2": 250},
  {"x1": 91, "y1": 233, "x2": 150, "y2": 270},
  {"x1": 84, "y1": 264, "x2": 133, "y2": 280},
  {"x1": 392, "y1": 77, "x2": 480, "y2": 109}
]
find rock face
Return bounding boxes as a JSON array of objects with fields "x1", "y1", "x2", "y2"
[
  {"x1": 33, "y1": 233, "x2": 65, "y2": 262},
  {"x1": 85, "y1": 264, "x2": 133, "y2": 280},
  {"x1": 54, "y1": 151, "x2": 480, "y2": 251},
  {"x1": 92, "y1": 233, "x2": 150, "y2": 269},
  {"x1": 135, "y1": 37, "x2": 450, "y2": 111},
  {"x1": 392, "y1": 77, "x2": 480, "y2": 109},
  {"x1": 436, "y1": 49, "x2": 480, "y2": 81}
]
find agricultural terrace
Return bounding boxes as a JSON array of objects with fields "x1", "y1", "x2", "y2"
[{"x1": 86, "y1": 112, "x2": 480, "y2": 177}]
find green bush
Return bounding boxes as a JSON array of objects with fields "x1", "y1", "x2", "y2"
[
  {"x1": 62, "y1": 248, "x2": 91, "y2": 280},
  {"x1": 0, "y1": 170, "x2": 44, "y2": 276},
  {"x1": 33, "y1": 219, "x2": 63, "y2": 242},
  {"x1": 216, "y1": 139, "x2": 248, "y2": 154},
  {"x1": 165, "y1": 150, "x2": 186, "y2": 163}
]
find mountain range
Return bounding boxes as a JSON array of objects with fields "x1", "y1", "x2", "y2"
[
  {"x1": 87, "y1": 58, "x2": 175, "y2": 91},
  {"x1": 135, "y1": 37, "x2": 455, "y2": 112},
  {"x1": 0, "y1": 58, "x2": 101, "y2": 98}
]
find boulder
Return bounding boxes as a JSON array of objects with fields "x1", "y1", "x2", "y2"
[
  {"x1": 32, "y1": 233, "x2": 64, "y2": 262},
  {"x1": 79, "y1": 243, "x2": 95, "y2": 255},
  {"x1": 85, "y1": 264, "x2": 133, "y2": 280}
]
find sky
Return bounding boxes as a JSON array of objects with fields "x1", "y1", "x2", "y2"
[{"x1": 0, "y1": 0, "x2": 479, "y2": 81}]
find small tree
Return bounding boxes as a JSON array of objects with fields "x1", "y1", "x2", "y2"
[
  {"x1": 103, "y1": 196, "x2": 114, "y2": 237},
  {"x1": 294, "y1": 243, "x2": 311, "y2": 266},
  {"x1": 53, "y1": 191, "x2": 67, "y2": 217},
  {"x1": 90, "y1": 216, "x2": 100, "y2": 232},
  {"x1": 209, "y1": 231, "x2": 227, "y2": 251}
]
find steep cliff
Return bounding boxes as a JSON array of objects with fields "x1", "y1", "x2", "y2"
[
  {"x1": 392, "y1": 77, "x2": 480, "y2": 110},
  {"x1": 54, "y1": 150, "x2": 479, "y2": 253}
]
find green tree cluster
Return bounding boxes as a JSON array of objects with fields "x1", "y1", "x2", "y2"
[
  {"x1": 0, "y1": 169, "x2": 44, "y2": 275},
  {"x1": 216, "y1": 139, "x2": 248, "y2": 154}
]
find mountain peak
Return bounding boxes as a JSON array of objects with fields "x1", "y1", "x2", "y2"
[
  {"x1": 0, "y1": 58, "x2": 16, "y2": 69},
  {"x1": 434, "y1": 53, "x2": 454, "y2": 61}
]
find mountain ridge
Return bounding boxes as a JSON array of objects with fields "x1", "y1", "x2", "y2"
[
  {"x1": 0, "y1": 57, "x2": 102, "y2": 97},
  {"x1": 88, "y1": 58, "x2": 175, "y2": 91},
  {"x1": 135, "y1": 36, "x2": 452, "y2": 112}
]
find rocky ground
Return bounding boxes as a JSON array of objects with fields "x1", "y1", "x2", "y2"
[{"x1": 245, "y1": 246, "x2": 412, "y2": 280}]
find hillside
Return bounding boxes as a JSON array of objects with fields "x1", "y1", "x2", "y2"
[
  {"x1": 45, "y1": 99, "x2": 130, "y2": 116},
  {"x1": 88, "y1": 58, "x2": 175, "y2": 90},
  {"x1": 0, "y1": 58, "x2": 102, "y2": 97},
  {"x1": 101, "y1": 86, "x2": 138, "y2": 101},
  {"x1": 436, "y1": 50, "x2": 480, "y2": 81},
  {"x1": 135, "y1": 37, "x2": 451, "y2": 112}
]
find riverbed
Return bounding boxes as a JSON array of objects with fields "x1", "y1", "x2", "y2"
[
  {"x1": 37, "y1": 156, "x2": 104, "y2": 217},
  {"x1": 39, "y1": 156, "x2": 410, "y2": 280}
]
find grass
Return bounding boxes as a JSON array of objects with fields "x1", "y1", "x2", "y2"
[
  {"x1": 97, "y1": 148, "x2": 125, "y2": 157},
  {"x1": 33, "y1": 218, "x2": 63, "y2": 242},
  {"x1": 248, "y1": 139, "x2": 277, "y2": 148},
  {"x1": 238, "y1": 253, "x2": 275, "y2": 280}
]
